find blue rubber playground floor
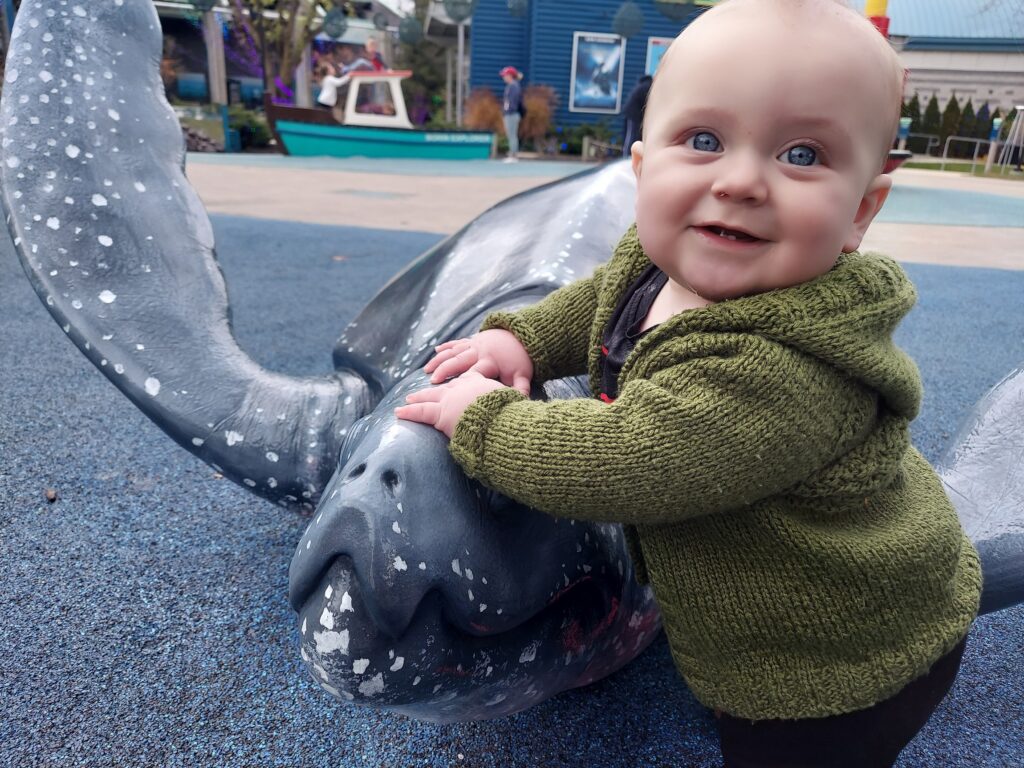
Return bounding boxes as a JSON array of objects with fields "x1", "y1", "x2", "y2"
[
  {"x1": 1, "y1": 202, "x2": 1023, "y2": 766},
  {"x1": 877, "y1": 183, "x2": 1024, "y2": 227}
]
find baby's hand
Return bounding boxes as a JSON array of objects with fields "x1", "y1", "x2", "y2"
[
  {"x1": 425, "y1": 329, "x2": 533, "y2": 395},
  {"x1": 395, "y1": 371, "x2": 508, "y2": 438}
]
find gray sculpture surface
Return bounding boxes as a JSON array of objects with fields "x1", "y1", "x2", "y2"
[{"x1": 2, "y1": 0, "x2": 1021, "y2": 724}]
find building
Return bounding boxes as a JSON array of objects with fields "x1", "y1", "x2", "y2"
[
  {"x1": 470, "y1": 0, "x2": 704, "y2": 133},
  {"x1": 854, "y1": 0, "x2": 1024, "y2": 114},
  {"x1": 470, "y1": 0, "x2": 1024, "y2": 138}
]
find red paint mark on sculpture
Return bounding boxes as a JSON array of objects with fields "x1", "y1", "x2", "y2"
[{"x1": 559, "y1": 596, "x2": 620, "y2": 654}]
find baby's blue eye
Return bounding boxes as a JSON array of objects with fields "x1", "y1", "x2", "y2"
[
  {"x1": 690, "y1": 132, "x2": 720, "y2": 152},
  {"x1": 781, "y1": 145, "x2": 818, "y2": 166}
]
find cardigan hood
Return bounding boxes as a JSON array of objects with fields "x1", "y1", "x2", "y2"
[{"x1": 603, "y1": 225, "x2": 923, "y2": 421}]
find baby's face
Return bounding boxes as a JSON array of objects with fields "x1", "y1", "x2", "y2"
[{"x1": 632, "y1": 0, "x2": 899, "y2": 302}]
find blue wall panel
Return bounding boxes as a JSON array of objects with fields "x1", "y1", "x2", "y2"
[
  {"x1": 469, "y1": 0, "x2": 530, "y2": 110},
  {"x1": 471, "y1": 0, "x2": 701, "y2": 139}
]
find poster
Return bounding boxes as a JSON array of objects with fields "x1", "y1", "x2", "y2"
[
  {"x1": 645, "y1": 37, "x2": 673, "y2": 76},
  {"x1": 569, "y1": 31, "x2": 626, "y2": 114}
]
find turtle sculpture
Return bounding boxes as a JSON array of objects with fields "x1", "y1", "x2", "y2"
[{"x1": 2, "y1": 0, "x2": 1022, "y2": 724}]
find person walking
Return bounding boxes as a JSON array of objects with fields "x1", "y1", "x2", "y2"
[{"x1": 500, "y1": 66, "x2": 525, "y2": 163}]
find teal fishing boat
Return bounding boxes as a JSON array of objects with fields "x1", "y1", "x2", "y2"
[{"x1": 265, "y1": 70, "x2": 494, "y2": 160}]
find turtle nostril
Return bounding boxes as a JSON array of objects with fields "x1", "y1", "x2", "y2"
[
  {"x1": 347, "y1": 463, "x2": 367, "y2": 480},
  {"x1": 381, "y1": 468, "x2": 401, "y2": 496}
]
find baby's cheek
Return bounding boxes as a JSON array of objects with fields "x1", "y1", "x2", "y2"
[
  {"x1": 634, "y1": 187, "x2": 667, "y2": 244},
  {"x1": 785, "y1": 186, "x2": 850, "y2": 245},
  {"x1": 640, "y1": 209, "x2": 683, "y2": 265}
]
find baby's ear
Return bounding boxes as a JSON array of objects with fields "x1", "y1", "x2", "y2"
[
  {"x1": 843, "y1": 174, "x2": 892, "y2": 253},
  {"x1": 630, "y1": 141, "x2": 644, "y2": 180}
]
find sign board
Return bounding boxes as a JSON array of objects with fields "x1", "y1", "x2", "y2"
[
  {"x1": 645, "y1": 37, "x2": 673, "y2": 75},
  {"x1": 569, "y1": 31, "x2": 627, "y2": 114}
]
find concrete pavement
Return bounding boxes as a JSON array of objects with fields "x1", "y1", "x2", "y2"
[
  {"x1": 185, "y1": 154, "x2": 1024, "y2": 270},
  {"x1": 184, "y1": 154, "x2": 586, "y2": 234}
]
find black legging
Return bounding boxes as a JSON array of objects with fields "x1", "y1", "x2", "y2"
[{"x1": 716, "y1": 635, "x2": 968, "y2": 768}]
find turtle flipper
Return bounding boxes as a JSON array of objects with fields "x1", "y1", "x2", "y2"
[
  {"x1": 1, "y1": 0, "x2": 374, "y2": 508},
  {"x1": 938, "y1": 364, "x2": 1024, "y2": 614},
  {"x1": 334, "y1": 163, "x2": 637, "y2": 390}
]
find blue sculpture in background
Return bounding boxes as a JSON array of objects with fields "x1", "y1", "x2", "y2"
[{"x1": 1, "y1": 0, "x2": 1021, "y2": 723}]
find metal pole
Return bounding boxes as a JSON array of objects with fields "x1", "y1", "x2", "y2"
[
  {"x1": 256, "y1": 11, "x2": 269, "y2": 97},
  {"x1": 456, "y1": 21, "x2": 464, "y2": 127},
  {"x1": 295, "y1": 42, "x2": 312, "y2": 108},
  {"x1": 445, "y1": 46, "x2": 453, "y2": 124},
  {"x1": 985, "y1": 141, "x2": 998, "y2": 174},
  {"x1": 202, "y1": 10, "x2": 228, "y2": 106}
]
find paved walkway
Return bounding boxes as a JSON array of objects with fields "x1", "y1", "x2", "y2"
[
  {"x1": 185, "y1": 154, "x2": 586, "y2": 234},
  {"x1": 186, "y1": 155, "x2": 1024, "y2": 270}
]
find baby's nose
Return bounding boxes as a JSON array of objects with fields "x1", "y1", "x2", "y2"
[{"x1": 710, "y1": 153, "x2": 769, "y2": 204}]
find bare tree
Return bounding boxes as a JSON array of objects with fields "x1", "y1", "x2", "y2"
[{"x1": 226, "y1": 0, "x2": 349, "y2": 98}]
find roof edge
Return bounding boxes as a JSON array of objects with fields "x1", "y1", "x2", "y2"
[{"x1": 903, "y1": 37, "x2": 1024, "y2": 53}]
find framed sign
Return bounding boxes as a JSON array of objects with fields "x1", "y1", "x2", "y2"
[
  {"x1": 645, "y1": 36, "x2": 673, "y2": 75},
  {"x1": 569, "y1": 31, "x2": 627, "y2": 114}
]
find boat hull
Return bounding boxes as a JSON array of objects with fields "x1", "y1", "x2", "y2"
[{"x1": 275, "y1": 119, "x2": 494, "y2": 160}]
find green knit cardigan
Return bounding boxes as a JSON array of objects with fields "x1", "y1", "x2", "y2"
[{"x1": 448, "y1": 225, "x2": 981, "y2": 720}]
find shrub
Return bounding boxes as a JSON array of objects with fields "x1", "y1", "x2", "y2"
[
  {"x1": 902, "y1": 94, "x2": 920, "y2": 131},
  {"x1": 425, "y1": 113, "x2": 458, "y2": 131},
  {"x1": 228, "y1": 105, "x2": 272, "y2": 149},
  {"x1": 921, "y1": 95, "x2": 941, "y2": 136},
  {"x1": 556, "y1": 121, "x2": 616, "y2": 155},
  {"x1": 974, "y1": 102, "x2": 992, "y2": 141},
  {"x1": 520, "y1": 85, "x2": 558, "y2": 150},
  {"x1": 939, "y1": 94, "x2": 961, "y2": 151},
  {"x1": 464, "y1": 87, "x2": 504, "y2": 133}
]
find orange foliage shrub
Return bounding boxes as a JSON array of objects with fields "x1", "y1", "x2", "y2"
[
  {"x1": 464, "y1": 83, "x2": 558, "y2": 151},
  {"x1": 521, "y1": 85, "x2": 557, "y2": 148},
  {"x1": 463, "y1": 87, "x2": 504, "y2": 133}
]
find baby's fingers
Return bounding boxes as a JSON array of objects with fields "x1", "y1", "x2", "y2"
[
  {"x1": 403, "y1": 386, "x2": 445, "y2": 404},
  {"x1": 434, "y1": 339, "x2": 469, "y2": 353},
  {"x1": 394, "y1": 401, "x2": 442, "y2": 426},
  {"x1": 426, "y1": 339, "x2": 472, "y2": 369},
  {"x1": 424, "y1": 344, "x2": 464, "y2": 373},
  {"x1": 429, "y1": 349, "x2": 479, "y2": 383}
]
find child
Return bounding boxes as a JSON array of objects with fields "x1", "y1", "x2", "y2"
[{"x1": 395, "y1": 1, "x2": 981, "y2": 765}]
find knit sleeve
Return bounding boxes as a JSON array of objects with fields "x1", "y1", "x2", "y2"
[
  {"x1": 480, "y1": 264, "x2": 605, "y2": 382},
  {"x1": 449, "y1": 338, "x2": 878, "y2": 524}
]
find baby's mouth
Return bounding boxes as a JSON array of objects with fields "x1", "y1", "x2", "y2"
[{"x1": 698, "y1": 225, "x2": 763, "y2": 243}]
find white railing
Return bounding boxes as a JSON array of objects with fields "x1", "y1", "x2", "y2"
[{"x1": 940, "y1": 135, "x2": 992, "y2": 174}]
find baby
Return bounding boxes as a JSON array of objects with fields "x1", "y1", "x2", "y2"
[{"x1": 396, "y1": 1, "x2": 981, "y2": 765}]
